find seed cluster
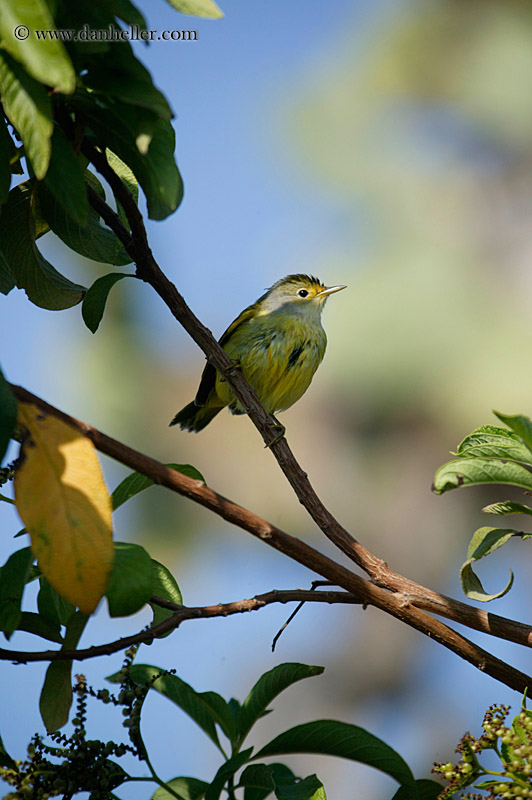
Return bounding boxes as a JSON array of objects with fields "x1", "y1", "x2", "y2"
[
  {"x1": 433, "y1": 704, "x2": 532, "y2": 799},
  {"x1": 0, "y1": 647, "x2": 170, "y2": 799}
]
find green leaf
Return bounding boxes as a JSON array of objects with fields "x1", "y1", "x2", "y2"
[
  {"x1": 204, "y1": 749, "x2": 254, "y2": 800},
  {"x1": 432, "y1": 458, "x2": 532, "y2": 494},
  {"x1": 108, "y1": 664, "x2": 223, "y2": 752},
  {"x1": 0, "y1": 49, "x2": 53, "y2": 179},
  {"x1": 238, "y1": 664, "x2": 325, "y2": 744},
  {"x1": 16, "y1": 611, "x2": 63, "y2": 643},
  {"x1": 455, "y1": 425, "x2": 532, "y2": 464},
  {"x1": 495, "y1": 412, "x2": 532, "y2": 452},
  {"x1": 106, "y1": 542, "x2": 153, "y2": 617},
  {"x1": 239, "y1": 763, "x2": 296, "y2": 800},
  {"x1": 0, "y1": 245, "x2": 15, "y2": 294},
  {"x1": 255, "y1": 720, "x2": 415, "y2": 789},
  {"x1": 0, "y1": 546, "x2": 34, "y2": 638},
  {"x1": 198, "y1": 691, "x2": 237, "y2": 743},
  {"x1": 106, "y1": 149, "x2": 139, "y2": 229},
  {"x1": 0, "y1": 368, "x2": 17, "y2": 465},
  {"x1": 0, "y1": 182, "x2": 86, "y2": 309},
  {"x1": 150, "y1": 560, "x2": 183, "y2": 637},
  {"x1": 152, "y1": 776, "x2": 209, "y2": 800},
  {"x1": 0, "y1": 0, "x2": 75, "y2": 93},
  {"x1": 165, "y1": 0, "x2": 224, "y2": 18},
  {"x1": 83, "y1": 42, "x2": 173, "y2": 119},
  {"x1": 82, "y1": 272, "x2": 133, "y2": 333},
  {"x1": 391, "y1": 779, "x2": 443, "y2": 800},
  {"x1": 274, "y1": 775, "x2": 325, "y2": 800},
  {"x1": 483, "y1": 500, "x2": 532, "y2": 517},
  {"x1": 82, "y1": 97, "x2": 183, "y2": 220},
  {"x1": 0, "y1": 116, "x2": 13, "y2": 205},
  {"x1": 460, "y1": 527, "x2": 516, "y2": 602},
  {"x1": 38, "y1": 577, "x2": 76, "y2": 627},
  {"x1": 39, "y1": 611, "x2": 88, "y2": 732},
  {"x1": 43, "y1": 128, "x2": 88, "y2": 226},
  {"x1": 39, "y1": 170, "x2": 132, "y2": 266},
  {"x1": 112, "y1": 463, "x2": 205, "y2": 510},
  {"x1": 0, "y1": 731, "x2": 17, "y2": 770}
]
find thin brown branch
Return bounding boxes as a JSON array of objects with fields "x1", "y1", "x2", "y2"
[
  {"x1": 0, "y1": 590, "x2": 358, "y2": 663},
  {"x1": 10, "y1": 384, "x2": 532, "y2": 693}
]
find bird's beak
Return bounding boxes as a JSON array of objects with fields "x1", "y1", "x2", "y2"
[{"x1": 317, "y1": 284, "x2": 347, "y2": 298}]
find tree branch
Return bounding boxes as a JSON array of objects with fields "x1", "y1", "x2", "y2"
[
  {"x1": 10, "y1": 384, "x2": 532, "y2": 693},
  {"x1": 0, "y1": 590, "x2": 360, "y2": 663},
  {"x1": 83, "y1": 140, "x2": 383, "y2": 579}
]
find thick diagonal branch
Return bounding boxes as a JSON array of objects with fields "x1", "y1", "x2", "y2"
[{"x1": 10, "y1": 385, "x2": 532, "y2": 694}]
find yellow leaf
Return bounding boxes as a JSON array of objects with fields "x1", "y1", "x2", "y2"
[{"x1": 14, "y1": 403, "x2": 113, "y2": 614}]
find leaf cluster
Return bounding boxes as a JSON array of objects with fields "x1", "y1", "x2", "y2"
[
  {"x1": 0, "y1": 0, "x2": 228, "y2": 313},
  {"x1": 433, "y1": 412, "x2": 532, "y2": 601},
  {"x1": 1, "y1": 656, "x2": 443, "y2": 800}
]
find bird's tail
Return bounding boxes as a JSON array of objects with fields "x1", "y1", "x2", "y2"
[{"x1": 169, "y1": 401, "x2": 224, "y2": 432}]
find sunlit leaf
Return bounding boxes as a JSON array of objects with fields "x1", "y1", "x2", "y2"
[
  {"x1": 0, "y1": 50, "x2": 52, "y2": 179},
  {"x1": 495, "y1": 412, "x2": 532, "y2": 452},
  {"x1": 455, "y1": 425, "x2": 532, "y2": 464},
  {"x1": 482, "y1": 500, "x2": 532, "y2": 517},
  {"x1": 165, "y1": 0, "x2": 223, "y2": 18},
  {"x1": 432, "y1": 458, "x2": 532, "y2": 494},
  {"x1": 14, "y1": 403, "x2": 113, "y2": 614},
  {"x1": 0, "y1": 0, "x2": 75, "y2": 92},
  {"x1": 460, "y1": 527, "x2": 516, "y2": 602}
]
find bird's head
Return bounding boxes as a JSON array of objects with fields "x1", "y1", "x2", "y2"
[{"x1": 258, "y1": 274, "x2": 346, "y2": 316}]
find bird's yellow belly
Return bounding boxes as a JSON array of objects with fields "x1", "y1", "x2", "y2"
[{"x1": 215, "y1": 324, "x2": 326, "y2": 415}]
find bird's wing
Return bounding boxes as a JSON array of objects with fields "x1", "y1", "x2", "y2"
[
  {"x1": 218, "y1": 304, "x2": 258, "y2": 347},
  {"x1": 194, "y1": 304, "x2": 259, "y2": 406}
]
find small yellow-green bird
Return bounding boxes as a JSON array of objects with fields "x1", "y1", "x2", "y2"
[{"x1": 170, "y1": 274, "x2": 346, "y2": 434}]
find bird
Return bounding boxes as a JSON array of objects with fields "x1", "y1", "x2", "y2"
[{"x1": 170, "y1": 274, "x2": 346, "y2": 438}]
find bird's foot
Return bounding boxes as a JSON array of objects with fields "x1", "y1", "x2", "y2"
[{"x1": 265, "y1": 415, "x2": 286, "y2": 448}]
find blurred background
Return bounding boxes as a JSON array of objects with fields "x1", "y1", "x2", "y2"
[{"x1": 3, "y1": 0, "x2": 532, "y2": 795}]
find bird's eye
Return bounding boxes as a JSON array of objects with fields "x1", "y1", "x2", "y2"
[{"x1": 298, "y1": 289, "x2": 309, "y2": 298}]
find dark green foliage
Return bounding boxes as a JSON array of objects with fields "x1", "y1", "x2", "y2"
[{"x1": 0, "y1": 368, "x2": 16, "y2": 465}]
